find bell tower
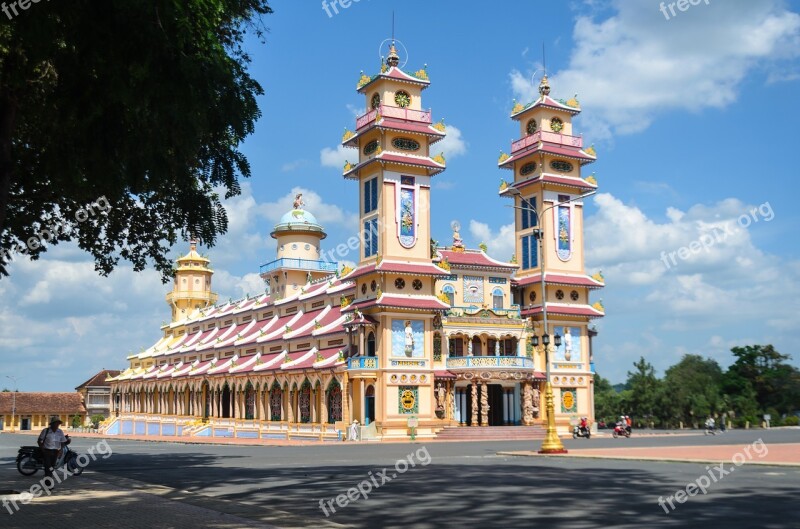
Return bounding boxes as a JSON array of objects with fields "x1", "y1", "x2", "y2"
[
  {"x1": 339, "y1": 40, "x2": 451, "y2": 439},
  {"x1": 166, "y1": 239, "x2": 218, "y2": 322}
]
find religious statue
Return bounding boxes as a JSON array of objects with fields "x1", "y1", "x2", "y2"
[
  {"x1": 532, "y1": 387, "x2": 540, "y2": 409},
  {"x1": 404, "y1": 320, "x2": 414, "y2": 357},
  {"x1": 451, "y1": 220, "x2": 465, "y2": 250},
  {"x1": 293, "y1": 193, "x2": 305, "y2": 210},
  {"x1": 436, "y1": 383, "x2": 446, "y2": 410},
  {"x1": 563, "y1": 327, "x2": 573, "y2": 361},
  {"x1": 480, "y1": 384, "x2": 489, "y2": 424},
  {"x1": 522, "y1": 384, "x2": 534, "y2": 425}
]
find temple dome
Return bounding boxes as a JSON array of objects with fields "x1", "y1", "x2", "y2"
[{"x1": 271, "y1": 208, "x2": 327, "y2": 239}]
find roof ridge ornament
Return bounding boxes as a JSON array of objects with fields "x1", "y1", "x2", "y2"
[{"x1": 539, "y1": 74, "x2": 551, "y2": 97}]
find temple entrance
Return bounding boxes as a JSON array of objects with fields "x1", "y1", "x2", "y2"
[
  {"x1": 365, "y1": 385, "x2": 375, "y2": 425},
  {"x1": 488, "y1": 385, "x2": 504, "y2": 426},
  {"x1": 221, "y1": 385, "x2": 231, "y2": 418}
]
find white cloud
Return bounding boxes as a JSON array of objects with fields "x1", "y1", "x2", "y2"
[
  {"x1": 281, "y1": 159, "x2": 310, "y2": 172},
  {"x1": 510, "y1": 0, "x2": 800, "y2": 139},
  {"x1": 320, "y1": 145, "x2": 351, "y2": 168},
  {"x1": 468, "y1": 220, "x2": 515, "y2": 261},
  {"x1": 435, "y1": 124, "x2": 467, "y2": 160}
]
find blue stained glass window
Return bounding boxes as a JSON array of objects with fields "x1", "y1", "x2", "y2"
[
  {"x1": 364, "y1": 218, "x2": 379, "y2": 257},
  {"x1": 521, "y1": 235, "x2": 538, "y2": 270},
  {"x1": 521, "y1": 197, "x2": 537, "y2": 230},
  {"x1": 364, "y1": 178, "x2": 378, "y2": 214}
]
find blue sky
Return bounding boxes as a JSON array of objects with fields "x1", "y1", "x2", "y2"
[{"x1": 2, "y1": 0, "x2": 800, "y2": 391}]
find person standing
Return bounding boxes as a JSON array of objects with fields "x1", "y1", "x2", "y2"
[{"x1": 37, "y1": 417, "x2": 70, "y2": 485}]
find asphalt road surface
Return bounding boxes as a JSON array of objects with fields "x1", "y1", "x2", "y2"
[{"x1": 2, "y1": 429, "x2": 798, "y2": 528}]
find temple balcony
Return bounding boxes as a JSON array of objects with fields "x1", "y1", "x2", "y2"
[
  {"x1": 348, "y1": 356, "x2": 379, "y2": 370},
  {"x1": 446, "y1": 355, "x2": 534, "y2": 370},
  {"x1": 259, "y1": 258, "x2": 338, "y2": 276},
  {"x1": 445, "y1": 305, "x2": 523, "y2": 322},
  {"x1": 165, "y1": 290, "x2": 219, "y2": 305},
  {"x1": 356, "y1": 104, "x2": 432, "y2": 130},
  {"x1": 511, "y1": 130, "x2": 583, "y2": 154}
]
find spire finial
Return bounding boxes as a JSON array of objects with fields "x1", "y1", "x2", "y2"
[
  {"x1": 189, "y1": 234, "x2": 197, "y2": 252},
  {"x1": 387, "y1": 12, "x2": 400, "y2": 67}
]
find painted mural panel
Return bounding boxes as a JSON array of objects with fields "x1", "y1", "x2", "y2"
[
  {"x1": 561, "y1": 388, "x2": 577, "y2": 413},
  {"x1": 554, "y1": 326, "x2": 581, "y2": 362},
  {"x1": 392, "y1": 319, "x2": 424, "y2": 358},
  {"x1": 398, "y1": 187, "x2": 415, "y2": 248},
  {"x1": 556, "y1": 203, "x2": 572, "y2": 261},
  {"x1": 398, "y1": 386, "x2": 419, "y2": 414},
  {"x1": 463, "y1": 275, "x2": 484, "y2": 304}
]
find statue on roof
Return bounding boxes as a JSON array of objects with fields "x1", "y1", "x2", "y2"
[
  {"x1": 451, "y1": 220, "x2": 465, "y2": 252},
  {"x1": 293, "y1": 193, "x2": 305, "y2": 210},
  {"x1": 539, "y1": 74, "x2": 551, "y2": 97}
]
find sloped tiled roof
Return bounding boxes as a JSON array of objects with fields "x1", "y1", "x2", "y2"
[
  {"x1": 0, "y1": 392, "x2": 86, "y2": 414},
  {"x1": 75, "y1": 370, "x2": 121, "y2": 390}
]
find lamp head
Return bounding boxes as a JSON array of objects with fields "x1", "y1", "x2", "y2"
[
  {"x1": 542, "y1": 334, "x2": 550, "y2": 346},
  {"x1": 554, "y1": 333, "x2": 562, "y2": 347}
]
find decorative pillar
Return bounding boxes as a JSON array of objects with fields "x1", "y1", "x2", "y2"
[
  {"x1": 470, "y1": 380, "x2": 478, "y2": 426},
  {"x1": 480, "y1": 382, "x2": 490, "y2": 426},
  {"x1": 495, "y1": 340, "x2": 500, "y2": 356},
  {"x1": 321, "y1": 386, "x2": 329, "y2": 425},
  {"x1": 342, "y1": 373, "x2": 351, "y2": 424}
]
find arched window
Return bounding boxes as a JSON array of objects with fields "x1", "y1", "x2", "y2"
[
  {"x1": 442, "y1": 284, "x2": 455, "y2": 307},
  {"x1": 492, "y1": 288, "x2": 504, "y2": 310},
  {"x1": 367, "y1": 332, "x2": 376, "y2": 357}
]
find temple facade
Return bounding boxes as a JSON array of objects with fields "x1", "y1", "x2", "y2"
[{"x1": 106, "y1": 42, "x2": 604, "y2": 441}]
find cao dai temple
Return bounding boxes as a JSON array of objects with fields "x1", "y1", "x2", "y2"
[{"x1": 106, "y1": 42, "x2": 605, "y2": 441}]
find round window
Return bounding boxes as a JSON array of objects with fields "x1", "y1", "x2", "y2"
[
  {"x1": 520, "y1": 162, "x2": 537, "y2": 176},
  {"x1": 371, "y1": 93, "x2": 380, "y2": 110},
  {"x1": 291, "y1": 244, "x2": 298, "y2": 250},
  {"x1": 550, "y1": 160, "x2": 574, "y2": 172},
  {"x1": 363, "y1": 139, "x2": 379, "y2": 156},
  {"x1": 304, "y1": 244, "x2": 310, "y2": 250},
  {"x1": 370, "y1": 280, "x2": 377, "y2": 292},
  {"x1": 394, "y1": 91, "x2": 411, "y2": 108},
  {"x1": 395, "y1": 278, "x2": 406, "y2": 289},
  {"x1": 529, "y1": 291, "x2": 537, "y2": 302},
  {"x1": 392, "y1": 137, "x2": 420, "y2": 151},
  {"x1": 412, "y1": 279, "x2": 423, "y2": 290},
  {"x1": 526, "y1": 119, "x2": 537, "y2": 135},
  {"x1": 361, "y1": 283, "x2": 367, "y2": 295},
  {"x1": 550, "y1": 117, "x2": 564, "y2": 133},
  {"x1": 555, "y1": 289, "x2": 565, "y2": 300},
  {"x1": 570, "y1": 290, "x2": 579, "y2": 301}
]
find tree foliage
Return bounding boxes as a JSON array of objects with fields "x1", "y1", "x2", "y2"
[
  {"x1": 597, "y1": 346, "x2": 800, "y2": 428},
  {"x1": 0, "y1": 1, "x2": 272, "y2": 280}
]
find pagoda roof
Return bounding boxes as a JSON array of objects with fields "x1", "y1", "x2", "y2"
[
  {"x1": 512, "y1": 95, "x2": 581, "y2": 119},
  {"x1": 499, "y1": 144, "x2": 596, "y2": 170},
  {"x1": 436, "y1": 249, "x2": 518, "y2": 271},
  {"x1": 344, "y1": 118, "x2": 445, "y2": 148},
  {"x1": 499, "y1": 172, "x2": 597, "y2": 196},
  {"x1": 343, "y1": 259, "x2": 450, "y2": 281},
  {"x1": 345, "y1": 293, "x2": 450, "y2": 313},
  {"x1": 521, "y1": 302, "x2": 605, "y2": 319},
  {"x1": 343, "y1": 151, "x2": 445, "y2": 179},
  {"x1": 512, "y1": 272, "x2": 605, "y2": 289},
  {"x1": 357, "y1": 66, "x2": 430, "y2": 93}
]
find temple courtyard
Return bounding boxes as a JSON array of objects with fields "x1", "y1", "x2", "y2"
[{"x1": 1, "y1": 429, "x2": 798, "y2": 528}]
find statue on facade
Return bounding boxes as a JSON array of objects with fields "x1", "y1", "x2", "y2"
[
  {"x1": 533, "y1": 387, "x2": 540, "y2": 410},
  {"x1": 293, "y1": 193, "x2": 305, "y2": 210},
  {"x1": 404, "y1": 320, "x2": 414, "y2": 357},
  {"x1": 451, "y1": 220, "x2": 465, "y2": 251},
  {"x1": 436, "y1": 383, "x2": 446, "y2": 410},
  {"x1": 563, "y1": 327, "x2": 573, "y2": 361},
  {"x1": 480, "y1": 384, "x2": 489, "y2": 424},
  {"x1": 522, "y1": 383, "x2": 534, "y2": 425}
]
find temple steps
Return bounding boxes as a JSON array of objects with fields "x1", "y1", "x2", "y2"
[{"x1": 434, "y1": 425, "x2": 547, "y2": 441}]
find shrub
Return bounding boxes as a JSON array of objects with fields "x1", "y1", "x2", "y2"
[
  {"x1": 783, "y1": 416, "x2": 799, "y2": 426},
  {"x1": 90, "y1": 414, "x2": 106, "y2": 428},
  {"x1": 70, "y1": 414, "x2": 82, "y2": 428}
]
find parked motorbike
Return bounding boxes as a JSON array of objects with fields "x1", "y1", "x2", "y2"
[
  {"x1": 572, "y1": 425, "x2": 591, "y2": 439},
  {"x1": 612, "y1": 424, "x2": 631, "y2": 438},
  {"x1": 16, "y1": 444, "x2": 84, "y2": 476}
]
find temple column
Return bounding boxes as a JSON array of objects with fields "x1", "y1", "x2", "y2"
[
  {"x1": 480, "y1": 382, "x2": 490, "y2": 426},
  {"x1": 321, "y1": 385, "x2": 329, "y2": 425},
  {"x1": 470, "y1": 380, "x2": 478, "y2": 426}
]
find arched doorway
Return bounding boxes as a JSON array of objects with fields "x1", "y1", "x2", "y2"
[
  {"x1": 269, "y1": 382, "x2": 282, "y2": 421},
  {"x1": 471, "y1": 336, "x2": 482, "y2": 356},
  {"x1": 221, "y1": 384, "x2": 231, "y2": 419},
  {"x1": 327, "y1": 380, "x2": 342, "y2": 423},
  {"x1": 244, "y1": 383, "x2": 255, "y2": 420},
  {"x1": 367, "y1": 332, "x2": 376, "y2": 356},
  {"x1": 365, "y1": 385, "x2": 376, "y2": 425},
  {"x1": 202, "y1": 382, "x2": 210, "y2": 419},
  {"x1": 299, "y1": 380, "x2": 312, "y2": 423}
]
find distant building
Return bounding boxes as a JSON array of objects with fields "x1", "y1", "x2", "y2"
[
  {"x1": 76, "y1": 370, "x2": 121, "y2": 420},
  {"x1": 0, "y1": 392, "x2": 86, "y2": 432}
]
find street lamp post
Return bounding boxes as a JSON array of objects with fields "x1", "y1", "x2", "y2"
[
  {"x1": 6, "y1": 375, "x2": 18, "y2": 433},
  {"x1": 507, "y1": 189, "x2": 596, "y2": 453}
]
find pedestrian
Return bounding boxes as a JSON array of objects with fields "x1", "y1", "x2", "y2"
[{"x1": 37, "y1": 417, "x2": 70, "y2": 486}]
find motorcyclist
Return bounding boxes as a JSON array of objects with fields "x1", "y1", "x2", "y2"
[{"x1": 705, "y1": 416, "x2": 716, "y2": 432}]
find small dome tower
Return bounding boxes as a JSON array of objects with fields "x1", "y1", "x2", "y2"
[
  {"x1": 167, "y1": 238, "x2": 218, "y2": 322},
  {"x1": 260, "y1": 195, "x2": 337, "y2": 298}
]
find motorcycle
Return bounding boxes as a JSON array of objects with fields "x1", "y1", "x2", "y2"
[
  {"x1": 612, "y1": 424, "x2": 631, "y2": 438},
  {"x1": 572, "y1": 424, "x2": 591, "y2": 439},
  {"x1": 16, "y1": 444, "x2": 84, "y2": 476}
]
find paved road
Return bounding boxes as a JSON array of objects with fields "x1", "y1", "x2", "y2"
[{"x1": 2, "y1": 429, "x2": 798, "y2": 528}]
